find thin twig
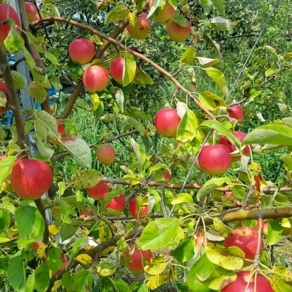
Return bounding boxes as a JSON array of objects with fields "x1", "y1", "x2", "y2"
[
  {"x1": 241, "y1": 187, "x2": 256, "y2": 210},
  {"x1": 172, "y1": 67, "x2": 183, "y2": 77},
  {"x1": 253, "y1": 218, "x2": 262, "y2": 268},
  {"x1": 261, "y1": 65, "x2": 283, "y2": 88}
]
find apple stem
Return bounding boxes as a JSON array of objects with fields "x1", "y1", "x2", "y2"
[{"x1": 253, "y1": 218, "x2": 263, "y2": 268}]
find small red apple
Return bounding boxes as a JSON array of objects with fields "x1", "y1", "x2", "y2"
[
  {"x1": 222, "y1": 271, "x2": 274, "y2": 292},
  {"x1": 224, "y1": 226, "x2": 264, "y2": 261},
  {"x1": 96, "y1": 145, "x2": 115, "y2": 165},
  {"x1": 101, "y1": 192, "x2": 125, "y2": 213},
  {"x1": 32, "y1": 14, "x2": 40, "y2": 22},
  {"x1": 154, "y1": 109, "x2": 181, "y2": 138},
  {"x1": 79, "y1": 207, "x2": 93, "y2": 219},
  {"x1": 163, "y1": 170, "x2": 172, "y2": 182},
  {"x1": 124, "y1": 245, "x2": 152, "y2": 274},
  {"x1": 256, "y1": 220, "x2": 268, "y2": 237},
  {"x1": 52, "y1": 253, "x2": 68, "y2": 276},
  {"x1": 149, "y1": 0, "x2": 175, "y2": 25},
  {"x1": 47, "y1": 120, "x2": 66, "y2": 144},
  {"x1": 69, "y1": 39, "x2": 96, "y2": 65},
  {"x1": 198, "y1": 145, "x2": 232, "y2": 176},
  {"x1": 0, "y1": 81, "x2": 11, "y2": 115},
  {"x1": 127, "y1": 13, "x2": 151, "y2": 39},
  {"x1": 25, "y1": 2, "x2": 37, "y2": 22},
  {"x1": 110, "y1": 57, "x2": 137, "y2": 85},
  {"x1": 129, "y1": 197, "x2": 148, "y2": 219},
  {"x1": 167, "y1": 18, "x2": 190, "y2": 42},
  {"x1": 10, "y1": 160, "x2": 52, "y2": 200},
  {"x1": 83, "y1": 65, "x2": 109, "y2": 92},
  {"x1": 0, "y1": 3, "x2": 21, "y2": 45},
  {"x1": 227, "y1": 105, "x2": 244, "y2": 120},
  {"x1": 194, "y1": 230, "x2": 209, "y2": 254},
  {"x1": 30, "y1": 241, "x2": 42, "y2": 252},
  {"x1": 86, "y1": 182, "x2": 109, "y2": 200}
]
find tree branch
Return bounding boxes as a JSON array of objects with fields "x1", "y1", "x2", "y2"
[
  {"x1": 261, "y1": 65, "x2": 283, "y2": 88},
  {"x1": 253, "y1": 217, "x2": 262, "y2": 268},
  {"x1": 241, "y1": 187, "x2": 256, "y2": 210},
  {"x1": 35, "y1": 199, "x2": 50, "y2": 244}
]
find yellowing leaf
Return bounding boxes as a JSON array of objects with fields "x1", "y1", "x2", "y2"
[
  {"x1": 76, "y1": 254, "x2": 92, "y2": 268},
  {"x1": 128, "y1": 12, "x2": 138, "y2": 27},
  {"x1": 84, "y1": 244, "x2": 95, "y2": 251},
  {"x1": 99, "y1": 221, "x2": 115, "y2": 256},
  {"x1": 97, "y1": 262, "x2": 116, "y2": 276},
  {"x1": 91, "y1": 93, "x2": 100, "y2": 111},
  {"x1": 90, "y1": 35, "x2": 103, "y2": 45},
  {"x1": 180, "y1": 46, "x2": 196, "y2": 64},
  {"x1": 52, "y1": 280, "x2": 62, "y2": 292},
  {"x1": 146, "y1": 265, "x2": 177, "y2": 289},
  {"x1": 49, "y1": 225, "x2": 60, "y2": 236},
  {"x1": 145, "y1": 256, "x2": 167, "y2": 275},
  {"x1": 51, "y1": 206, "x2": 62, "y2": 221},
  {"x1": 37, "y1": 243, "x2": 47, "y2": 259}
]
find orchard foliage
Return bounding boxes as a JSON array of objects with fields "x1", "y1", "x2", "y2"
[{"x1": 0, "y1": 0, "x2": 292, "y2": 292}]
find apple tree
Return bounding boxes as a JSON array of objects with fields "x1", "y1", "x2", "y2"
[{"x1": 0, "y1": 0, "x2": 292, "y2": 291}]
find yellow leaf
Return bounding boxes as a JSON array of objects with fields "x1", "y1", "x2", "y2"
[
  {"x1": 145, "y1": 256, "x2": 167, "y2": 275},
  {"x1": 90, "y1": 35, "x2": 103, "y2": 45},
  {"x1": 84, "y1": 244, "x2": 95, "y2": 251},
  {"x1": 182, "y1": 6, "x2": 190, "y2": 14},
  {"x1": 51, "y1": 102, "x2": 57, "y2": 116},
  {"x1": 128, "y1": 13, "x2": 137, "y2": 27},
  {"x1": 52, "y1": 280, "x2": 62, "y2": 292},
  {"x1": 37, "y1": 243, "x2": 47, "y2": 259},
  {"x1": 91, "y1": 93, "x2": 100, "y2": 111},
  {"x1": 8, "y1": 227, "x2": 19, "y2": 238},
  {"x1": 146, "y1": 265, "x2": 177, "y2": 289},
  {"x1": 99, "y1": 221, "x2": 115, "y2": 257},
  {"x1": 76, "y1": 254, "x2": 92, "y2": 269},
  {"x1": 75, "y1": 190, "x2": 83, "y2": 202},
  {"x1": 49, "y1": 224, "x2": 60, "y2": 236}
]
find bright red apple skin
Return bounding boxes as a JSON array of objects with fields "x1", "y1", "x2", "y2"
[
  {"x1": 154, "y1": 109, "x2": 181, "y2": 138},
  {"x1": 101, "y1": 192, "x2": 125, "y2": 213},
  {"x1": 198, "y1": 145, "x2": 232, "y2": 176},
  {"x1": 0, "y1": 81, "x2": 11, "y2": 115},
  {"x1": 96, "y1": 145, "x2": 115, "y2": 165},
  {"x1": 227, "y1": 105, "x2": 244, "y2": 120},
  {"x1": 167, "y1": 18, "x2": 190, "y2": 42},
  {"x1": 69, "y1": 39, "x2": 96, "y2": 65},
  {"x1": 0, "y1": 3, "x2": 21, "y2": 45},
  {"x1": 224, "y1": 226, "x2": 264, "y2": 261},
  {"x1": 32, "y1": 14, "x2": 40, "y2": 22},
  {"x1": 195, "y1": 231, "x2": 209, "y2": 254},
  {"x1": 222, "y1": 271, "x2": 274, "y2": 292},
  {"x1": 83, "y1": 65, "x2": 109, "y2": 92},
  {"x1": 10, "y1": 160, "x2": 52, "y2": 200},
  {"x1": 129, "y1": 197, "x2": 148, "y2": 219},
  {"x1": 25, "y1": 2, "x2": 37, "y2": 22},
  {"x1": 219, "y1": 131, "x2": 251, "y2": 162},
  {"x1": 149, "y1": 0, "x2": 175, "y2": 25},
  {"x1": 127, "y1": 13, "x2": 151, "y2": 39},
  {"x1": 52, "y1": 254, "x2": 68, "y2": 276},
  {"x1": 163, "y1": 170, "x2": 172, "y2": 182},
  {"x1": 256, "y1": 220, "x2": 268, "y2": 237},
  {"x1": 222, "y1": 191, "x2": 234, "y2": 202},
  {"x1": 110, "y1": 57, "x2": 137, "y2": 85},
  {"x1": 30, "y1": 241, "x2": 42, "y2": 252},
  {"x1": 86, "y1": 182, "x2": 109, "y2": 200},
  {"x1": 124, "y1": 245, "x2": 152, "y2": 274},
  {"x1": 56, "y1": 120, "x2": 66, "y2": 134},
  {"x1": 79, "y1": 207, "x2": 93, "y2": 219}
]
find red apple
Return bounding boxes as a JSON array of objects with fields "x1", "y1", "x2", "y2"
[
  {"x1": 69, "y1": 39, "x2": 96, "y2": 65},
  {"x1": 79, "y1": 207, "x2": 93, "y2": 219},
  {"x1": 194, "y1": 230, "x2": 209, "y2": 254},
  {"x1": 127, "y1": 13, "x2": 151, "y2": 39},
  {"x1": 124, "y1": 245, "x2": 152, "y2": 274},
  {"x1": 52, "y1": 253, "x2": 67, "y2": 276},
  {"x1": 163, "y1": 170, "x2": 172, "y2": 182},
  {"x1": 101, "y1": 192, "x2": 125, "y2": 213},
  {"x1": 154, "y1": 109, "x2": 181, "y2": 138},
  {"x1": 167, "y1": 18, "x2": 190, "y2": 42},
  {"x1": 110, "y1": 57, "x2": 137, "y2": 85},
  {"x1": 149, "y1": 0, "x2": 175, "y2": 25},
  {"x1": 224, "y1": 226, "x2": 264, "y2": 261},
  {"x1": 222, "y1": 271, "x2": 274, "y2": 292},
  {"x1": 222, "y1": 191, "x2": 234, "y2": 202},
  {"x1": 32, "y1": 14, "x2": 40, "y2": 22},
  {"x1": 129, "y1": 197, "x2": 148, "y2": 219},
  {"x1": 10, "y1": 160, "x2": 52, "y2": 200},
  {"x1": 25, "y1": 2, "x2": 37, "y2": 22},
  {"x1": 0, "y1": 81, "x2": 11, "y2": 115},
  {"x1": 86, "y1": 182, "x2": 109, "y2": 200},
  {"x1": 0, "y1": 154, "x2": 7, "y2": 160},
  {"x1": 56, "y1": 120, "x2": 66, "y2": 134},
  {"x1": 96, "y1": 145, "x2": 115, "y2": 165},
  {"x1": 30, "y1": 241, "x2": 42, "y2": 252},
  {"x1": 198, "y1": 145, "x2": 232, "y2": 176},
  {"x1": 83, "y1": 65, "x2": 109, "y2": 92},
  {"x1": 227, "y1": 105, "x2": 244, "y2": 120},
  {"x1": 219, "y1": 131, "x2": 251, "y2": 161},
  {"x1": 256, "y1": 220, "x2": 268, "y2": 237},
  {"x1": 0, "y1": 3, "x2": 21, "y2": 45}
]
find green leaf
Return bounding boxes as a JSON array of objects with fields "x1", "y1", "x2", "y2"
[
  {"x1": 25, "y1": 31, "x2": 45, "y2": 54},
  {"x1": 211, "y1": 0, "x2": 225, "y2": 14},
  {"x1": 147, "y1": 164, "x2": 169, "y2": 177},
  {"x1": 176, "y1": 108, "x2": 198, "y2": 143},
  {"x1": 188, "y1": 276, "x2": 212, "y2": 292},
  {"x1": 267, "y1": 219, "x2": 283, "y2": 245},
  {"x1": 97, "y1": 262, "x2": 116, "y2": 276},
  {"x1": 26, "y1": 273, "x2": 35, "y2": 292},
  {"x1": 147, "y1": 0, "x2": 166, "y2": 20},
  {"x1": 51, "y1": 76, "x2": 63, "y2": 90},
  {"x1": 11, "y1": 71, "x2": 26, "y2": 89},
  {"x1": 205, "y1": 243, "x2": 244, "y2": 270},
  {"x1": 180, "y1": 46, "x2": 196, "y2": 64},
  {"x1": 112, "y1": 279, "x2": 128, "y2": 292},
  {"x1": 4, "y1": 29, "x2": 24, "y2": 54},
  {"x1": 8, "y1": 252, "x2": 26, "y2": 292},
  {"x1": 72, "y1": 270, "x2": 93, "y2": 292},
  {"x1": 48, "y1": 248, "x2": 65, "y2": 272},
  {"x1": 136, "y1": 0, "x2": 145, "y2": 11},
  {"x1": 28, "y1": 81, "x2": 47, "y2": 103},
  {"x1": 200, "y1": 0, "x2": 212, "y2": 16},
  {"x1": 115, "y1": 88, "x2": 124, "y2": 113},
  {"x1": 199, "y1": 91, "x2": 227, "y2": 111},
  {"x1": 60, "y1": 223, "x2": 78, "y2": 241},
  {"x1": 68, "y1": 169, "x2": 103, "y2": 189},
  {"x1": 123, "y1": 51, "x2": 136, "y2": 87},
  {"x1": 0, "y1": 210, "x2": 10, "y2": 233},
  {"x1": 31, "y1": 68, "x2": 51, "y2": 88},
  {"x1": 203, "y1": 34, "x2": 224, "y2": 69},
  {"x1": 23, "y1": 47, "x2": 36, "y2": 69},
  {"x1": 15, "y1": 206, "x2": 45, "y2": 242},
  {"x1": 197, "y1": 177, "x2": 231, "y2": 201},
  {"x1": 270, "y1": 275, "x2": 292, "y2": 292},
  {"x1": 172, "y1": 11, "x2": 188, "y2": 27},
  {"x1": 274, "y1": 89, "x2": 286, "y2": 103},
  {"x1": 195, "y1": 57, "x2": 220, "y2": 66},
  {"x1": 211, "y1": 17, "x2": 236, "y2": 31},
  {"x1": 45, "y1": 52, "x2": 59, "y2": 66},
  {"x1": 135, "y1": 66, "x2": 154, "y2": 88},
  {"x1": 101, "y1": 190, "x2": 121, "y2": 208},
  {"x1": 171, "y1": 193, "x2": 193, "y2": 205},
  {"x1": 213, "y1": 218, "x2": 233, "y2": 238},
  {"x1": 264, "y1": 45, "x2": 278, "y2": 59},
  {"x1": 105, "y1": 5, "x2": 129, "y2": 25},
  {"x1": 0, "y1": 156, "x2": 16, "y2": 186},
  {"x1": 265, "y1": 68, "x2": 278, "y2": 77},
  {"x1": 246, "y1": 86, "x2": 262, "y2": 99},
  {"x1": 204, "y1": 67, "x2": 228, "y2": 97},
  {"x1": 139, "y1": 218, "x2": 180, "y2": 250},
  {"x1": 172, "y1": 236, "x2": 196, "y2": 263},
  {"x1": 123, "y1": 107, "x2": 153, "y2": 121},
  {"x1": 35, "y1": 263, "x2": 50, "y2": 292},
  {"x1": 130, "y1": 138, "x2": 146, "y2": 168}
]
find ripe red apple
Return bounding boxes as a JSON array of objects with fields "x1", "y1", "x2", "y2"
[
  {"x1": 124, "y1": 245, "x2": 152, "y2": 274},
  {"x1": 83, "y1": 65, "x2": 109, "y2": 92},
  {"x1": 69, "y1": 39, "x2": 96, "y2": 65},
  {"x1": 96, "y1": 145, "x2": 115, "y2": 165},
  {"x1": 30, "y1": 241, "x2": 42, "y2": 252},
  {"x1": 224, "y1": 226, "x2": 264, "y2": 261},
  {"x1": 127, "y1": 13, "x2": 151, "y2": 39},
  {"x1": 154, "y1": 109, "x2": 181, "y2": 138},
  {"x1": 198, "y1": 145, "x2": 232, "y2": 176},
  {"x1": 86, "y1": 182, "x2": 109, "y2": 200},
  {"x1": 256, "y1": 220, "x2": 268, "y2": 237},
  {"x1": 25, "y1": 2, "x2": 37, "y2": 22},
  {"x1": 10, "y1": 160, "x2": 52, "y2": 200},
  {"x1": 52, "y1": 253, "x2": 68, "y2": 276},
  {"x1": 219, "y1": 131, "x2": 251, "y2": 161},
  {"x1": 47, "y1": 120, "x2": 66, "y2": 144},
  {"x1": 110, "y1": 57, "x2": 137, "y2": 85},
  {"x1": 222, "y1": 191, "x2": 234, "y2": 201},
  {"x1": 79, "y1": 207, "x2": 93, "y2": 219},
  {"x1": 194, "y1": 230, "x2": 209, "y2": 254},
  {"x1": 163, "y1": 170, "x2": 172, "y2": 182},
  {"x1": 32, "y1": 14, "x2": 40, "y2": 22},
  {"x1": 101, "y1": 192, "x2": 125, "y2": 213},
  {"x1": 0, "y1": 81, "x2": 11, "y2": 115},
  {"x1": 167, "y1": 18, "x2": 190, "y2": 42},
  {"x1": 129, "y1": 197, "x2": 148, "y2": 219},
  {"x1": 149, "y1": 0, "x2": 175, "y2": 25},
  {"x1": 222, "y1": 271, "x2": 274, "y2": 292},
  {"x1": 0, "y1": 3, "x2": 21, "y2": 45},
  {"x1": 227, "y1": 105, "x2": 244, "y2": 120}
]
